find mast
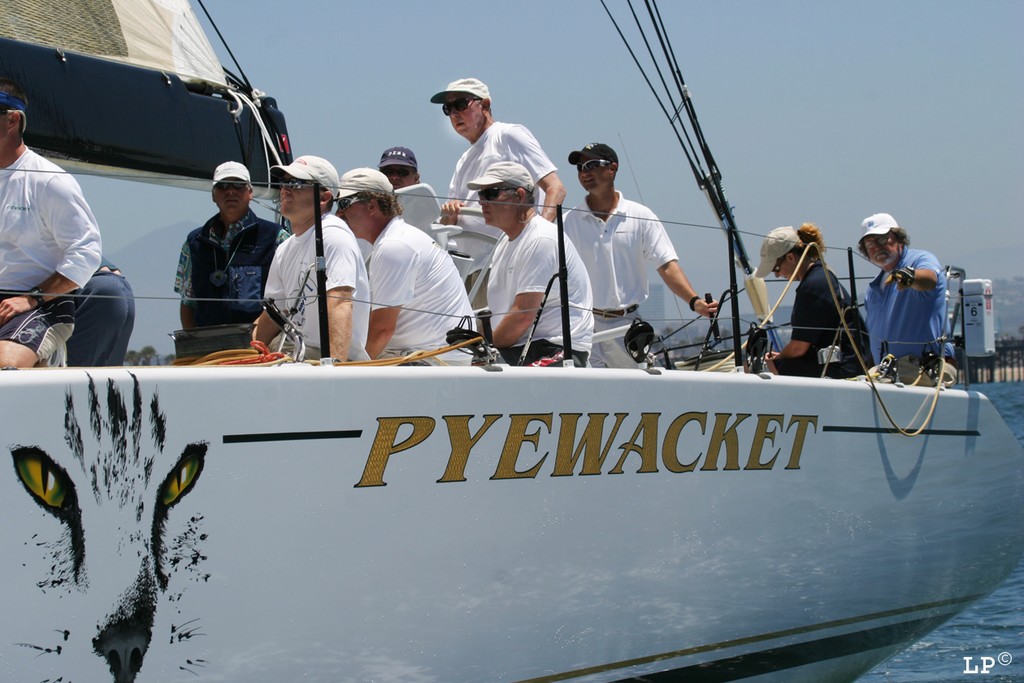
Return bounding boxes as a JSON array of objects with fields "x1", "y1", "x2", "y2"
[{"x1": 602, "y1": 0, "x2": 777, "y2": 368}]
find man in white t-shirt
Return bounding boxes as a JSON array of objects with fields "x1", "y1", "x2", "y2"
[
  {"x1": 563, "y1": 143, "x2": 718, "y2": 368},
  {"x1": 467, "y1": 161, "x2": 592, "y2": 367},
  {"x1": 252, "y1": 155, "x2": 369, "y2": 362},
  {"x1": 431, "y1": 78, "x2": 566, "y2": 273},
  {"x1": 335, "y1": 168, "x2": 473, "y2": 365},
  {"x1": 0, "y1": 77, "x2": 102, "y2": 367}
]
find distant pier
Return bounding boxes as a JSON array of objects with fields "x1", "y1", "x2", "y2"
[{"x1": 967, "y1": 338, "x2": 1024, "y2": 383}]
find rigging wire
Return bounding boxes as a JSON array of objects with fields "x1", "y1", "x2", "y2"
[
  {"x1": 195, "y1": 0, "x2": 254, "y2": 94},
  {"x1": 598, "y1": 0, "x2": 696, "y2": 179},
  {"x1": 602, "y1": 0, "x2": 754, "y2": 365},
  {"x1": 615, "y1": 133, "x2": 646, "y2": 205}
]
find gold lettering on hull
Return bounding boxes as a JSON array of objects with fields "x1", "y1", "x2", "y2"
[
  {"x1": 356, "y1": 411, "x2": 819, "y2": 487},
  {"x1": 357, "y1": 416, "x2": 435, "y2": 487}
]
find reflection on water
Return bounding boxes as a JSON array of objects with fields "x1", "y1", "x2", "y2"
[{"x1": 861, "y1": 382, "x2": 1024, "y2": 682}]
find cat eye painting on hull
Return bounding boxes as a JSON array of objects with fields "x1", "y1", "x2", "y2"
[{"x1": 7, "y1": 375, "x2": 208, "y2": 682}]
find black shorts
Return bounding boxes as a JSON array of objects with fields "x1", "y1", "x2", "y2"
[
  {"x1": 0, "y1": 295, "x2": 75, "y2": 359},
  {"x1": 499, "y1": 339, "x2": 590, "y2": 367}
]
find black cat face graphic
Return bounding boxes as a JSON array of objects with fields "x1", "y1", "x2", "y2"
[{"x1": 10, "y1": 375, "x2": 208, "y2": 683}]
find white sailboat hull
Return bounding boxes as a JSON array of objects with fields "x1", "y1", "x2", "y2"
[{"x1": 1, "y1": 365, "x2": 1021, "y2": 682}]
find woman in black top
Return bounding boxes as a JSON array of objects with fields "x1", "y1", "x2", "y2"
[{"x1": 753, "y1": 223, "x2": 867, "y2": 379}]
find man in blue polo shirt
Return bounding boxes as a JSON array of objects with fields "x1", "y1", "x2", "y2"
[{"x1": 859, "y1": 212, "x2": 954, "y2": 368}]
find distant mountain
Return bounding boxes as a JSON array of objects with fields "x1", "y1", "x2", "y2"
[{"x1": 109, "y1": 221, "x2": 194, "y2": 356}]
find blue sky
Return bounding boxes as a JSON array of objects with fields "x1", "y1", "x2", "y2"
[{"x1": 71, "y1": 0, "x2": 1023, "y2": 352}]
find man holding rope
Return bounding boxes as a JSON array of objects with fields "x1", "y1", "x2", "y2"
[{"x1": 859, "y1": 212, "x2": 956, "y2": 381}]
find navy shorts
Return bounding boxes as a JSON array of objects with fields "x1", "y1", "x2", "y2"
[{"x1": 0, "y1": 295, "x2": 75, "y2": 361}]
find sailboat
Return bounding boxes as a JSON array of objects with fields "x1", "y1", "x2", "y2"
[{"x1": 1, "y1": 2, "x2": 1021, "y2": 682}]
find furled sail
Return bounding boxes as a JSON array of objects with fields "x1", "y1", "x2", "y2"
[
  {"x1": 0, "y1": 0, "x2": 291, "y2": 192},
  {"x1": 1, "y1": 0, "x2": 225, "y2": 85}
]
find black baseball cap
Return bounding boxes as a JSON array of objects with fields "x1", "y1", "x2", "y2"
[{"x1": 568, "y1": 142, "x2": 618, "y2": 165}]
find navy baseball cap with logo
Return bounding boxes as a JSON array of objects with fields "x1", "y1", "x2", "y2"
[
  {"x1": 567, "y1": 143, "x2": 618, "y2": 165},
  {"x1": 378, "y1": 146, "x2": 418, "y2": 170}
]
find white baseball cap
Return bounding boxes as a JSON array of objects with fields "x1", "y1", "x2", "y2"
[
  {"x1": 271, "y1": 156, "x2": 340, "y2": 197},
  {"x1": 212, "y1": 161, "x2": 250, "y2": 185},
  {"x1": 861, "y1": 213, "x2": 899, "y2": 238},
  {"x1": 336, "y1": 168, "x2": 393, "y2": 198},
  {"x1": 430, "y1": 77, "x2": 490, "y2": 104},
  {"x1": 467, "y1": 161, "x2": 534, "y2": 191},
  {"x1": 753, "y1": 226, "x2": 800, "y2": 278}
]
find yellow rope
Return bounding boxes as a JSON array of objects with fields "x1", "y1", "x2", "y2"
[
  {"x1": 323, "y1": 335, "x2": 483, "y2": 366},
  {"x1": 170, "y1": 335, "x2": 485, "y2": 368},
  {"x1": 758, "y1": 243, "x2": 947, "y2": 437}
]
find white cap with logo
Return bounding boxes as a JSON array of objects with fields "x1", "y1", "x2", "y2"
[
  {"x1": 271, "y1": 155, "x2": 341, "y2": 197},
  {"x1": 861, "y1": 213, "x2": 899, "y2": 239}
]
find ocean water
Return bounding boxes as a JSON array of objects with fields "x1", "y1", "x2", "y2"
[{"x1": 861, "y1": 382, "x2": 1024, "y2": 682}]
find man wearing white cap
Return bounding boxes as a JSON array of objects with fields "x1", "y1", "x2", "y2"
[
  {"x1": 467, "y1": 161, "x2": 593, "y2": 366},
  {"x1": 431, "y1": 78, "x2": 566, "y2": 267},
  {"x1": 174, "y1": 160, "x2": 288, "y2": 329},
  {"x1": 858, "y1": 212, "x2": 954, "y2": 366},
  {"x1": 252, "y1": 155, "x2": 369, "y2": 362},
  {"x1": 335, "y1": 168, "x2": 473, "y2": 364}
]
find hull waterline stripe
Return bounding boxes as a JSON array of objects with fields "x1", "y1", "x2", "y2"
[
  {"x1": 516, "y1": 593, "x2": 983, "y2": 683},
  {"x1": 613, "y1": 613, "x2": 951, "y2": 682},
  {"x1": 222, "y1": 430, "x2": 362, "y2": 443},
  {"x1": 823, "y1": 425, "x2": 980, "y2": 436}
]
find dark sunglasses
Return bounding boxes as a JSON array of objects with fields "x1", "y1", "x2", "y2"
[
  {"x1": 214, "y1": 181, "x2": 249, "y2": 191},
  {"x1": 380, "y1": 166, "x2": 412, "y2": 178},
  {"x1": 280, "y1": 178, "x2": 313, "y2": 190},
  {"x1": 441, "y1": 97, "x2": 481, "y2": 116},
  {"x1": 336, "y1": 195, "x2": 366, "y2": 212},
  {"x1": 478, "y1": 186, "x2": 519, "y2": 202},
  {"x1": 577, "y1": 159, "x2": 613, "y2": 172}
]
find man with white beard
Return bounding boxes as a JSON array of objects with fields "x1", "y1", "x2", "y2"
[{"x1": 859, "y1": 212, "x2": 954, "y2": 368}]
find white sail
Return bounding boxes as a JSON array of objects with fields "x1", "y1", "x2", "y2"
[{"x1": 0, "y1": 0, "x2": 225, "y2": 85}]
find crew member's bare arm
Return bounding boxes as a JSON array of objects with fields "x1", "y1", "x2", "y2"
[
  {"x1": 492, "y1": 291, "x2": 545, "y2": 349},
  {"x1": 535, "y1": 172, "x2": 567, "y2": 222},
  {"x1": 326, "y1": 286, "x2": 355, "y2": 361},
  {"x1": 657, "y1": 260, "x2": 718, "y2": 318},
  {"x1": 365, "y1": 306, "x2": 400, "y2": 359}
]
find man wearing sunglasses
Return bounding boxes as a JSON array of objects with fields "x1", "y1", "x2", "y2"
[
  {"x1": 430, "y1": 78, "x2": 566, "y2": 275},
  {"x1": 858, "y1": 212, "x2": 954, "y2": 372},
  {"x1": 336, "y1": 168, "x2": 472, "y2": 364},
  {"x1": 0, "y1": 77, "x2": 102, "y2": 368},
  {"x1": 377, "y1": 146, "x2": 421, "y2": 190},
  {"x1": 174, "y1": 161, "x2": 288, "y2": 329},
  {"x1": 467, "y1": 161, "x2": 593, "y2": 367},
  {"x1": 253, "y1": 156, "x2": 369, "y2": 362},
  {"x1": 563, "y1": 143, "x2": 718, "y2": 368}
]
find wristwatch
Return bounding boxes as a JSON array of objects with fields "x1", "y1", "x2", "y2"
[{"x1": 27, "y1": 287, "x2": 45, "y2": 307}]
